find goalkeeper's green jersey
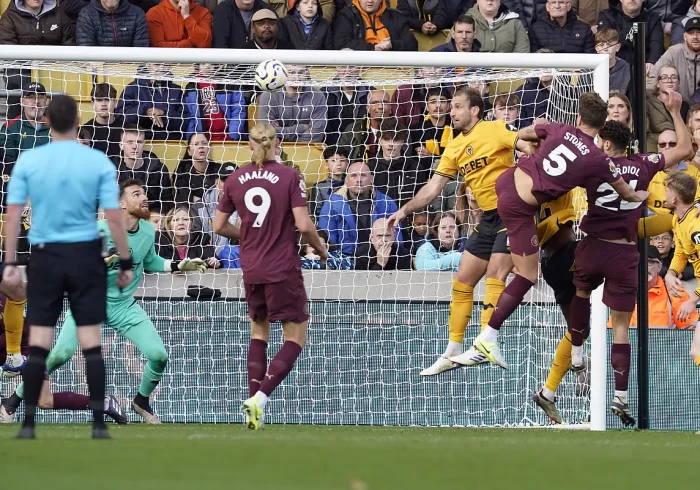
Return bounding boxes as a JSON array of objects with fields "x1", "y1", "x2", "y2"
[{"x1": 98, "y1": 219, "x2": 168, "y2": 302}]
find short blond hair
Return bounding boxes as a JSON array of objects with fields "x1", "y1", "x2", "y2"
[{"x1": 664, "y1": 171, "x2": 697, "y2": 205}]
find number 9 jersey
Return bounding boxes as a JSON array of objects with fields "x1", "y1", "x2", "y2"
[{"x1": 217, "y1": 161, "x2": 308, "y2": 284}]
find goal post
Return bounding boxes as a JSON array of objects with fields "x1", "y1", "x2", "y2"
[{"x1": 0, "y1": 47, "x2": 610, "y2": 428}]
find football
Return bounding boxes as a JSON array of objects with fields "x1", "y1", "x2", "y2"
[{"x1": 255, "y1": 59, "x2": 288, "y2": 92}]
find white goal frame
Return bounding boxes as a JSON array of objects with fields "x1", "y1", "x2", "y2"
[{"x1": 0, "y1": 46, "x2": 610, "y2": 431}]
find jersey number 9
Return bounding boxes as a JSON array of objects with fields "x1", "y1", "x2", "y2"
[{"x1": 244, "y1": 187, "x2": 272, "y2": 227}]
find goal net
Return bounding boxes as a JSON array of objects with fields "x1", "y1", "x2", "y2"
[{"x1": 0, "y1": 49, "x2": 608, "y2": 427}]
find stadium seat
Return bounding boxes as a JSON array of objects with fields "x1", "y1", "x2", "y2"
[
  {"x1": 412, "y1": 30, "x2": 449, "y2": 52},
  {"x1": 36, "y1": 70, "x2": 92, "y2": 102},
  {"x1": 0, "y1": 0, "x2": 9, "y2": 17}
]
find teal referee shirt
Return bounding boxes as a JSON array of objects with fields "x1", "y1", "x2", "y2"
[{"x1": 6, "y1": 140, "x2": 120, "y2": 244}]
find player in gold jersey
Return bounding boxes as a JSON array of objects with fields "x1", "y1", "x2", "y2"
[
  {"x1": 663, "y1": 172, "x2": 700, "y2": 368},
  {"x1": 387, "y1": 86, "x2": 531, "y2": 375}
]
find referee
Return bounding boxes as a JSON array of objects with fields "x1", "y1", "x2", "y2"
[{"x1": 2, "y1": 94, "x2": 133, "y2": 440}]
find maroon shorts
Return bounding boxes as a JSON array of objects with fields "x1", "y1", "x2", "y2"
[
  {"x1": 495, "y1": 168, "x2": 539, "y2": 256},
  {"x1": 573, "y1": 237, "x2": 639, "y2": 312},
  {"x1": 244, "y1": 272, "x2": 309, "y2": 324}
]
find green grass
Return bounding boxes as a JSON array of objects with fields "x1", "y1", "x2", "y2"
[{"x1": 0, "y1": 424, "x2": 698, "y2": 489}]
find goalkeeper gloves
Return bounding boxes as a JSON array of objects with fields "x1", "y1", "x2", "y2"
[{"x1": 170, "y1": 258, "x2": 207, "y2": 273}]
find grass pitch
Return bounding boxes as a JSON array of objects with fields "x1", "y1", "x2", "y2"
[{"x1": 0, "y1": 424, "x2": 697, "y2": 489}]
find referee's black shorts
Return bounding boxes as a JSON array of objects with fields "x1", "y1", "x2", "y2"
[{"x1": 27, "y1": 239, "x2": 107, "y2": 327}]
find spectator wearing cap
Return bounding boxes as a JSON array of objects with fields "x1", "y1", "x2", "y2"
[
  {"x1": 194, "y1": 163, "x2": 240, "y2": 256},
  {"x1": 651, "y1": 17, "x2": 700, "y2": 103},
  {"x1": 672, "y1": 0, "x2": 700, "y2": 45},
  {"x1": 528, "y1": 0, "x2": 594, "y2": 53},
  {"x1": 173, "y1": 132, "x2": 224, "y2": 205},
  {"x1": 281, "y1": 0, "x2": 333, "y2": 49},
  {"x1": 243, "y1": 8, "x2": 294, "y2": 47},
  {"x1": 598, "y1": 0, "x2": 664, "y2": 70},
  {"x1": 465, "y1": 0, "x2": 529, "y2": 53},
  {"x1": 0, "y1": 82, "x2": 50, "y2": 165},
  {"x1": 0, "y1": 0, "x2": 75, "y2": 45},
  {"x1": 334, "y1": 0, "x2": 418, "y2": 51},
  {"x1": 146, "y1": 0, "x2": 212, "y2": 47},
  {"x1": 431, "y1": 14, "x2": 481, "y2": 53},
  {"x1": 76, "y1": 0, "x2": 150, "y2": 46},
  {"x1": 212, "y1": 0, "x2": 274, "y2": 48},
  {"x1": 257, "y1": 65, "x2": 327, "y2": 142},
  {"x1": 395, "y1": 0, "x2": 448, "y2": 36},
  {"x1": 82, "y1": 82, "x2": 124, "y2": 158}
]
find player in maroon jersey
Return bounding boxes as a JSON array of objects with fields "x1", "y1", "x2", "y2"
[
  {"x1": 213, "y1": 123, "x2": 327, "y2": 430},
  {"x1": 468, "y1": 92, "x2": 649, "y2": 368}
]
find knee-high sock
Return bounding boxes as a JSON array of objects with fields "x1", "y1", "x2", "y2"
[
  {"x1": 545, "y1": 333, "x2": 573, "y2": 393},
  {"x1": 487, "y1": 275, "x2": 535, "y2": 331},
  {"x1": 611, "y1": 343, "x2": 631, "y2": 394},
  {"x1": 481, "y1": 278, "x2": 505, "y2": 332},
  {"x1": 247, "y1": 339, "x2": 268, "y2": 397},
  {"x1": 83, "y1": 346, "x2": 105, "y2": 427},
  {"x1": 3, "y1": 299, "x2": 26, "y2": 355},
  {"x1": 448, "y1": 280, "x2": 474, "y2": 343},
  {"x1": 568, "y1": 295, "x2": 590, "y2": 347},
  {"x1": 260, "y1": 341, "x2": 302, "y2": 397},
  {"x1": 22, "y1": 345, "x2": 49, "y2": 427}
]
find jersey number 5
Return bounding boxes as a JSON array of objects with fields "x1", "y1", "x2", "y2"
[
  {"x1": 543, "y1": 144, "x2": 577, "y2": 177},
  {"x1": 244, "y1": 187, "x2": 271, "y2": 227}
]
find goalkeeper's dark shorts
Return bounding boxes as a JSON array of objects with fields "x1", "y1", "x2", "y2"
[
  {"x1": 26, "y1": 239, "x2": 107, "y2": 327},
  {"x1": 541, "y1": 240, "x2": 577, "y2": 307}
]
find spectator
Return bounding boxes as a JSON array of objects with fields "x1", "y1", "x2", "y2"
[
  {"x1": 318, "y1": 161, "x2": 401, "y2": 255},
  {"x1": 281, "y1": 0, "x2": 333, "y2": 49},
  {"x1": 672, "y1": 0, "x2": 700, "y2": 45},
  {"x1": 370, "y1": 117, "x2": 430, "y2": 207},
  {"x1": 647, "y1": 66, "x2": 689, "y2": 151},
  {"x1": 309, "y1": 145, "x2": 350, "y2": 221},
  {"x1": 570, "y1": 0, "x2": 604, "y2": 26},
  {"x1": 595, "y1": 28, "x2": 630, "y2": 94},
  {"x1": 651, "y1": 17, "x2": 700, "y2": 103},
  {"x1": 491, "y1": 92, "x2": 521, "y2": 128},
  {"x1": 405, "y1": 210, "x2": 428, "y2": 256},
  {"x1": 598, "y1": 0, "x2": 664, "y2": 69},
  {"x1": 257, "y1": 65, "x2": 327, "y2": 142},
  {"x1": 212, "y1": 0, "x2": 273, "y2": 48},
  {"x1": 83, "y1": 82, "x2": 123, "y2": 158},
  {"x1": 334, "y1": 0, "x2": 418, "y2": 51},
  {"x1": 76, "y1": 0, "x2": 150, "y2": 46},
  {"x1": 112, "y1": 126, "x2": 175, "y2": 212},
  {"x1": 652, "y1": 230, "x2": 695, "y2": 280},
  {"x1": 58, "y1": 0, "x2": 91, "y2": 24},
  {"x1": 355, "y1": 217, "x2": 412, "y2": 270},
  {"x1": 183, "y1": 63, "x2": 246, "y2": 142},
  {"x1": 396, "y1": 0, "x2": 449, "y2": 35},
  {"x1": 443, "y1": 0, "x2": 471, "y2": 23},
  {"x1": 528, "y1": 0, "x2": 594, "y2": 53},
  {"x1": 409, "y1": 87, "x2": 453, "y2": 162},
  {"x1": 120, "y1": 63, "x2": 187, "y2": 140},
  {"x1": 242, "y1": 8, "x2": 294, "y2": 47},
  {"x1": 193, "y1": 163, "x2": 239, "y2": 255},
  {"x1": 270, "y1": 0, "x2": 335, "y2": 21},
  {"x1": 642, "y1": 0, "x2": 688, "y2": 39},
  {"x1": 324, "y1": 58, "x2": 372, "y2": 145},
  {"x1": 77, "y1": 126, "x2": 92, "y2": 146},
  {"x1": 146, "y1": 0, "x2": 212, "y2": 47},
  {"x1": 173, "y1": 133, "x2": 223, "y2": 204},
  {"x1": 149, "y1": 210, "x2": 164, "y2": 230},
  {"x1": 607, "y1": 91, "x2": 633, "y2": 130},
  {"x1": 431, "y1": 14, "x2": 482, "y2": 52},
  {"x1": 467, "y1": 79, "x2": 493, "y2": 114},
  {"x1": 415, "y1": 211, "x2": 462, "y2": 271},
  {"x1": 157, "y1": 205, "x2": 221, "y2": 268},
  {"x1": 0, "y1": 82, "x2": 50, "y2": 164},
  {"x1": 392, "y1": 67, "x2": 450, "y2": 129},
  {"x1": 338, "y1": 89, "x2": 392, "y2": 161},
  {"x1": 466, "y1": 0, "x2": 529, "y2": 53},
  {"x1": 516, "y1": 55, "x2": 551, "y2": 126},
  {"x1": 0, "y1": 0, "x2": 75, "y2": 44},
  {"x1": 300, "y1": 230, "x2": 354, "y2": 269}
]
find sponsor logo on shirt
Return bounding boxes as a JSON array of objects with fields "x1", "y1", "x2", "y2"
[{"x1": 50, "y1": 24, "x2": 58, "y2": 31}]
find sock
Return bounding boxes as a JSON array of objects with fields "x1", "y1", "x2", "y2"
[
  {"x1": 6, "y1": 392, "x2": 23, "y2": 412},
  {"x1": 22, "y1": 346, "x2": 49, "y2": 428},
  {"x1": 137, "y1": 352, "x2": 168, "y2": 398},
  {"x1": 611, "y1": 343, "x2": 631, "y2": 397},
  {"x1": 448, "y1": 280, "x2": 474, "y2": 343},
  {"x1": 568, "y1": 295, "x2": 590, "y2": 348},
  {"x1": 83, "y1": 346, "x2": 106, "y2": 428},
  {"x1": 259, "y1": 341, "x2": 303, "y2": 397},
  {"x1": 571, "y1": 345, "x2": 583, "y2": 367},
  {"x1": 53, "y1": 392, "x2": 90, "y2": 410},
  {"x1": 544, "y1": 333, "x2": 573, "y2": 393},
  {"x1": 134, "y1": 392, "x2": 150, "y2": 409},
  {"x1": 487, "y1": 275, "x2": 535, "y2": 331},
  {"x1": 614, "y1": 390, "x2": 628, "y2": 403},
  {"x1": 443, "y1": 340, "x2": 462, "y2": 358},
  {"x1": 247, "y1": 339, "x2": 268, "y2": 397},
  {"x1": 541, "y1": 387, "x2": 556, "y2": 401},
  {"x1": 481, "y1": 278, "x2": 505, "y2": 331},
  {"x1": 3, "y1": 299, "x2": 26, "y2": 355},
  {"x1": 694, "y1": 356, "x2": 700, "y2": 367},
  {"x1": 480, "y1": 326, "x2": 499, "y2": 343},
  {"x1": 254, "y1": 391, "x2": 269, "y2": 409}
]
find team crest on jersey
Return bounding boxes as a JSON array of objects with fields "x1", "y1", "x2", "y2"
[
  {"x1": 466, "y1": 145, "x2": 474, "y2": 156},
  {"x1": 608, "y1": 160, "x2": 620, "y2": 177},
  {"x1": 646, "y1": 153, "x2": 661, "y2": 164},
  {"x1": 692, "y1": 231, "x2": 700, "y2": 246},
  {"x1": 531, "y1": 235, "x2": 538, "y2": 247}
]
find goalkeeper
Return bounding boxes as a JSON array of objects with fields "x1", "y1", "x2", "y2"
[{"x1": 2, "y1": 179, "x2": 207, "y2": 424}]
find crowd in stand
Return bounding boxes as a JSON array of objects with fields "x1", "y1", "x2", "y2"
[{"x1": 3, "y1": 0, "x2": 700, "y2": 312}]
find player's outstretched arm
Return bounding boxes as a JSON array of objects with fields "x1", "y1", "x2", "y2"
[
  {"x1": 516, "y1": 118, "x2": 548, "y2": 142},
  {"x1": 387, "y1": 174, "x2": 450, "y2": 229},
  {"x1": 292, "y1": 206, "x2": 328, "y2": 263},
  {"x1": 662, "y1": 91, "x2": 694, "y2": 168},
  {"x1": 212, "y1": 210, "x2": 240, "y2": 240},
  {"x1": 611, "y1": 178, "x2": 649, "y2": 203}
]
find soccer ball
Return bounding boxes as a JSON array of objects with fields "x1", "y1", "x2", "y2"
[{"x1": 255, "y1": 59, "x2": 288, "y2": 92}]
